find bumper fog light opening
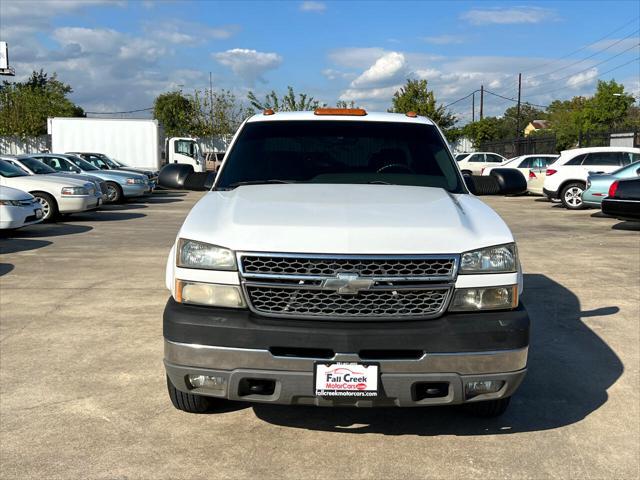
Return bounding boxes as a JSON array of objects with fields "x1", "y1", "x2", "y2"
[
  {"x1": 187, "y1": 374, "x2": 227, "y2": 391},
  {"x1": 465, "y1": 380, "x2": 505, "y2": 398}
]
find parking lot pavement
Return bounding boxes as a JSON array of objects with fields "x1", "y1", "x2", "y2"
[{"x1": 0, "y1": 191, "x2": 638, "y2": 479}]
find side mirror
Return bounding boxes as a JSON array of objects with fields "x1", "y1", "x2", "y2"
[
  {"x1": 158, "y1": 163, "x2": 194, "y2": 189},
  {"x1": 489, "y1": 168, "x2": 527, "y2": 195}
]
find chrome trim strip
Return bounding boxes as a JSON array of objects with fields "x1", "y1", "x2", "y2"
[
  {"x1": 243, "y1": 280, "x2": 453, "y2": 292},
  {"x1": 165, "y1": 340, "x2": 528, "y2": 375}
]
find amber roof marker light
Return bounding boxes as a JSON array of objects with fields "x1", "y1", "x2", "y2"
[
  {"x1": 314, "y1": 108, "x2": 367, "y2": 116},
  {"x1": 263, "y1": 108, "x2": 275, "y2": 116},
  {"x1": 406, "y1": 111, "x2": 418, "y2": 118}
]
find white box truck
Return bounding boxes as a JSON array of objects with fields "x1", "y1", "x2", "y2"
[{"x1": 48, "y1": 117, "x2": 205, "y2": 172}]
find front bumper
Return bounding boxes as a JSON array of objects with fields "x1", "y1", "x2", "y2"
[
  {"x1": 58, "y1": 195, "x2": 99, "y2": 213},
  {"x1": 121, "y1": 183, "x2": 147, "y2": 198},
  {"x1": 164, "y1": 298, "x2": 529, "y2": 406},
  {"x1": 0, "y1": 204, "x2": 43, "y2": 229}
]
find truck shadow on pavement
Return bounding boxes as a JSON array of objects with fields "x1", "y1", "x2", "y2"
[{"x1": 252, "y1": 273, "x2": 623, "y2": 435}]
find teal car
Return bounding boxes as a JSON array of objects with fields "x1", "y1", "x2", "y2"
[{"x1": 583, "y1": 161, "x2": 640, "y2": 207}]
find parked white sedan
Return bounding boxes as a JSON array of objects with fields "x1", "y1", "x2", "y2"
[
  {"x1": 456, "y1": 152, "x2": 507, "y2": 175},
  {"x1": 0, "y1": 186, "x2": 44, "y2": 230},
  {"x1": 482, "y1": 154, "x2": 559, "y2": 195},
  {"x1": 0, "y1": 159, "x2": 99, "y2": 221}
]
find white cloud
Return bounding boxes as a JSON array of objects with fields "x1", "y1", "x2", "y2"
[
  {"x1": 588, "y1": 37, "x2": 640, "y2": 53},
  {"x1": 322, "y1": 69, "x2": 356, "y2": 81},
  {"x1": 566, "y1": 68, "x2": 598, "y2": 88},
  {"x1": 213, "y1": 48, "x2": 283, "y2": 85},
  {"x1": 422, "y1": 35, "x2": 463, "y2": 45},
  {"x1": 340, "y1": 85, "x2": 401, "y2": 102},
  {"x1": 350, "y1": 52, "x2": 407, "y2": 88},
  {"x1": 328, "y1": 47, "x2": 389, "y2": 68},
  {"x1": 300, "y1": 1, "x2": 326, "y2": 12},
  {"x1": 461, "y1": 6, "x2": 557, "y2": 25},
  {"x1": 145, "y1": 21, "x2": 240, "y2": 45}
]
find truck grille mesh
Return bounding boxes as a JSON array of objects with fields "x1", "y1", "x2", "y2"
[
  {"x1": 239, "y1": 253, "x2": 458, "y2": 320},
  {"x1": 246, "y1": 286, "x2": 449, "y2": 318},
  {"x1": 241, "y1": 256, "x2": 455, "y2": 278}
]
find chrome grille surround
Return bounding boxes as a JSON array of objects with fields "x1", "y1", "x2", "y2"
[{"x1": 238, "y1": 252, "x2": 459, "y2": 321}]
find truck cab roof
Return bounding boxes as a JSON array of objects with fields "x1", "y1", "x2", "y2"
[{"x1": 246, "y1": 110, "x2": 435, "y2": 125}]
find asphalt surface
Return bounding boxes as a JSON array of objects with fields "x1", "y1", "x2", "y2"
[{"x1": 1, "y1": 191, "x2": 638, "y2": 479}]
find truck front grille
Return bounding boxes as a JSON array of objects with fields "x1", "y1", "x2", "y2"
[
  {"x1": 245, "y1": 285, "x2": 450, "y2": 318},
  {"x1": 241, "y1": 255, "x2": 455, "y2": 278},
  {"x1": 239, "y1": 253, "x2": 458, "y2": 320}
]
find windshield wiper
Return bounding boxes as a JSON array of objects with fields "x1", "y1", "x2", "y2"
[{"x1": 222, "y1": 179, "x2": 294, "y2": 189}]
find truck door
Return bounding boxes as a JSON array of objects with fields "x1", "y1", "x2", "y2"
[{"x1": 169, "y1": 138, "x2": 204, "y2": 173}]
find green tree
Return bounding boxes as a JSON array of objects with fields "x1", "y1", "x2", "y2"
[
  {"x1": 0, "y1": 70, "x2": 84, "y2": 137},
  {"x1": 153, "y1": 90, "x2": 195, "y2": 137},
  {"x1": 582, "y1": 80, "x2": 635, "y2": 130},
  {"x1": 191, "y1": 89, "x2": 254, "y2": 137},
  {"x1": 502, "y1": 104, "x2": 546, "y2": 137},
  {"x1": 389, "y1": 79, "x2": 456, "y2": 130},
  {"x1": 461, "y1": 117, "x2": 504, "y2": 147},
  {"x1": 336, "y1": 100, "x2": 356, "y2": 108},
  {"x1": 247, "y1": 86, "x2": 324, "y2": 111}
]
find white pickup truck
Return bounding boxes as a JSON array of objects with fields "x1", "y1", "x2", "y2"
[{"x1": 162, "y1": 109, "x2": 529, "y2": 417}]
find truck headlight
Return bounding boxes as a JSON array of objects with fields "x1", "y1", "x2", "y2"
[
  {"x1": 460, "y1": 243, "x2": 517, "y2": 273},
  {"x1": 61, "y1": 186, "x2": 89, "y2": 196},
  {"x1": 177, "y1": 239, "x2": 236, "y2": 270},
  {"x1": 126, "y1": 178, "x2": 145, "y2": 184},
  {"x1": 175, "y1": 280, "x2": 245, "y2": 308},
  {"x1": 449, "y1": 285, "x2": 517, "y2": 311}
]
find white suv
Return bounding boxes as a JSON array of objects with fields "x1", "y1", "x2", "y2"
[
  {"x1": 543, "y1": 147, "x2": 640, "y2": 209},
  {"x1": 161, "y1": 109, "x2": 529, "y2": 418},
  {"x1": 456, "y1": 152, "x2": 507, "y2": 175}
]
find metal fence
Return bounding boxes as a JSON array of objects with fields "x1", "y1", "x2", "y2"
[
  {"x1": 0, "y1": 135, "x2": 50, "y2": 155},
  {"x1": 479, "y1": 129, "x2": 639, "y2": 157}
]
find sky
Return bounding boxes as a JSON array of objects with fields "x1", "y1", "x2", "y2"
[{"x1": 1, "y1": 0, "x2": 639, "y2": 123}]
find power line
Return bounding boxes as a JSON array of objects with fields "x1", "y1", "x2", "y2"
[
  {"x1": 520, "y1": 16, "x2": 640, "y2": 74},
  {"x1": 524, "y1": 42, "x2": 640, "y2": 96},
  {"x1": 526, "y1": 28, "x2": 640, "y2": 81},
  {"x1": 443, "y1": 90, "x2": 477, "y2": 108},
  {"x1": 535, "y1": 56, "x2": 640, "y2": 96},
  {"x1": 85, "y1": 107, "x2": 153, "y2": 114},
  {"x1": 484, "y1": 89, "x2": 548, "y2": 109}
]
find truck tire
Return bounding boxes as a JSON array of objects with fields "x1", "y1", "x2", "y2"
[
  {"x1": 490, "y1": 168, "x2": 527, "y2": 195},
  {"x1": 105, "y1": 181, "x2": 123, "y2": 203},
  {"x1": 31, "y1": 191, "x2": 58, "y2": 222},
  {"x1": 560, "y1": 182, "x2": 586, "y2": 210},
  {"x1": 158, "y1": 164, "x2": 194, "y2": 189},
  {"x1": 466, "y1": 397, "x2": 511, "y2": 417},
  {"x1": 470, "y1": 176, "x2": 501, "y2": 195},
  {"x1": 167, "y1": 376, "x2": 213, "y2": 413}
]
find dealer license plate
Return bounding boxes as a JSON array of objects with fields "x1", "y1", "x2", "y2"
[{"x1": 314, "y1": 362, "x2": 378, "y2": 397}]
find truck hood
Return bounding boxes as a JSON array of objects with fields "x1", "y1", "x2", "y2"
[{"x1": 179, "y1": 184, "x2": 514, "y2": 254}]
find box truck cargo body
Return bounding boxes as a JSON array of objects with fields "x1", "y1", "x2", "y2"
[{"x1": 48, "y1": 118, "x2": 164, "y2": 170}]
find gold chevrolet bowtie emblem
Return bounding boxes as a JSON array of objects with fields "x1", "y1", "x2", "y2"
[{"x1": 321, "y1": 273, "x2": 374, "y2": 294}]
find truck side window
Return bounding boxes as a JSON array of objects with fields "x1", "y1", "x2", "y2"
[{"x1": 175, "y1": 140, "x2": 194, "y2": 158}]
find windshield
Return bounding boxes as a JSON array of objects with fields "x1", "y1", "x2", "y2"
[
  {"x1": 0, "y1": 159, "x2": 29, "y2": 178},
  {"x1": 19, "y1": 157, "x2": 57, "y2": 174},
  {"x1": 613, "y1": 160, "x2": 640, "y2": 175},
  {"x1": 98, "y1": 154, "x2": 125, "y2": 167},
  {"x1": 66, "y1": 155, "x2": 99, "y2": 171},
  {"x1": 216, "y1": 121, "x2": 464, "y2": 192}
]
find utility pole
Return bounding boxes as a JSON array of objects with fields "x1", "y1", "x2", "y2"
[
  {"x1": 472, "y1": 92, "x2": 475, "y2": 122},
  {"x1": 479, "y1": 85, "x2": 484, "y2": 120},
  {"x1": 209, "y1": 72, "x2": 214, "y2": 140},
  {"x1": 516, "y1": 73, "x2": 522, "y2": 138}
]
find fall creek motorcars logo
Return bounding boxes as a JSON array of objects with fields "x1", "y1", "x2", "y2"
[{"x1": 319, "y1": 366, "x2": 376, "y2": 390}]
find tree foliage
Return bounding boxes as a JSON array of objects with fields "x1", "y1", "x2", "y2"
[
  {"x1": 0, "y1": 70, "x2": 84, "y2": 137},
  {"x1": 247, "y1": 86, "x2": 324, "y2": 111},
  {"x1": 153, "y1": 90, "x2": 195, "y2": 137},
  {"x1": 389, "y1": 79, "x2": 456, "y2": 130},
  {"x1": 153, "y1": 89, "x2": 253, "y2": 138}
]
